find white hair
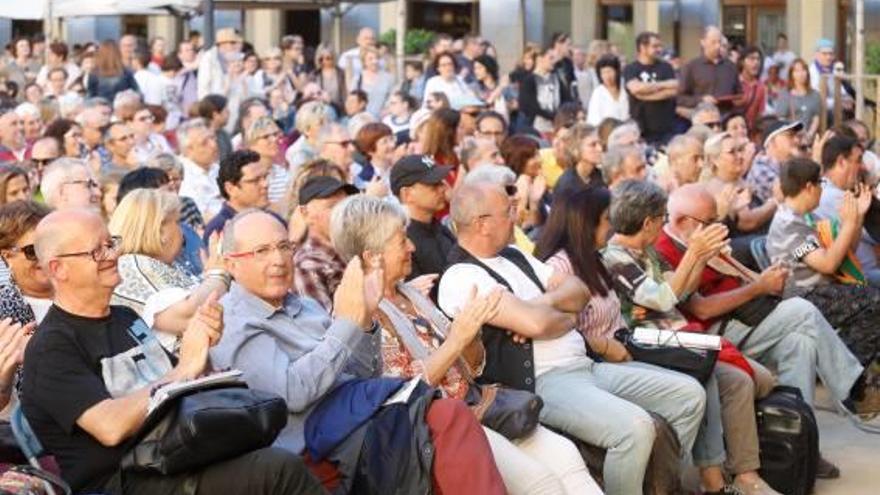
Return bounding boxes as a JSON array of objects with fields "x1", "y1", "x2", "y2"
[
  {"x1": 464, "y1": 164, "x2": 516, "y2": 186},
  {"x1": 176, "y1": 118, "x2": 208, "y2": 153},
  {"x1": 607, "y1": 122, "x2": 641, "y2": 148},
  {"x1": 41, "y1": 158, "x2": 89, "y2": 208},
  {"x1": 15, "y1": 102, "x2": 40, "y2": 118},
  {"x1": 58, "y1": 93, "x2": 84, "y2": 119},
  {"x1": 112, "y1": 90, "x2": 142, "y2": 113},
  {"x1": 295, "y1": 100, "x2": 328, "y2": 134},
  {"x1": 330, "y1": 195, "x2": 407, "y2": 262},
  {"x1": 347, "y1": 112, "x2": 376, "y2": 140}
]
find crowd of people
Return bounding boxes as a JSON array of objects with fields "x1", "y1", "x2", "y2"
[{"x1": 0, "y1": 20, "x2": 877, "y2": 495}]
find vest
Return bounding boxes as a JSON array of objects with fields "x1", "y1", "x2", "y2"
[{"x1": 445, "y1": 244, "x2": 545, "y2": 392}]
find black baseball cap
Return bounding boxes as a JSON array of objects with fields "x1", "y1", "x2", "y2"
[
  {"x1": 762, "y1": 120, "x2": 804, "y2": 149},
  {"x1": 389, "y1": 154, "x2": 453, "y2": 196},
  {"x1": 298, "y1": 176, "x2": 358, "y2": 205}
]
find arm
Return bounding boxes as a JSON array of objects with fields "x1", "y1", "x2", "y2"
[
  {"x1": 735, "y1": 199, "x2": 777, "y2": 232},
  {"x1": 532, "y1": 272, "x2": 590, "y2": 314},
  {"x1": 676, "y1": 64, "x2": 701, "y2": 108},
  {"x1": 803, "y1": 223, "x2": 861, "y2": 275},
  {"x1": 488, "y1": 291, "x2": 577, "y2": 339},
  {"x1": 681, "y1": 282, "x2": 763, "y2": 321},
  {"x1": 151, "y1": 278, "x2": 228, "y2": 335},
  {"x1": 518, "y1": 76, "x2": 553, "y2": 121}
]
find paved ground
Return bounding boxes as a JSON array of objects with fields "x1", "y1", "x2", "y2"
[{"x1": 812, "y1": 387, "x2": 880, "y2": 495}]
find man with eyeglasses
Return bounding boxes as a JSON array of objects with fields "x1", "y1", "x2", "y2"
[
  {"x1": 103, "y1": 122, "x2": 137, "y2": 174},
  {"x1": 41, "y1": 158, "x2": 101, "y2": 211},
  {"x1": 691, "y1": 102, "x2": 723, "y2": 132},
  {"x1": 292, "y1": 176, "x2": 358, "y2": 310},
  {"x1": 475, "y1": 111, "x2": 508, "y2": 148},
  {"x1": 203, "y1": 150, "x2": 272, "y2": 243},
  {"x1": 318, "y1": 124, "x2": 354, "y2": 171},
  {"x1": 21, "y1": 209, "x2": 324, "y2": 495},
  {"x1": 390, "y1": 154, "x2": 455, "y2": 283}
]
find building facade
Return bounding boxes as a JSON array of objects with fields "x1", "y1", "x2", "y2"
[{"x1": 1, "y1": 0, "x2": 877, "y2": 74}]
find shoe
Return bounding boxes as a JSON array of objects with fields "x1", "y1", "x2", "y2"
[
  {"x1": 734, "y1": 478, "x2": 782, "y2": 495},
  {"x1": 852, "y1": 382, "x2": 880, "y2": 417},
  {"x1": 816, "y1": 454, "x2": 841, "y2": 479},
  {"x1": 703, "y1": 485, "x2": 744, "y2": 495}
]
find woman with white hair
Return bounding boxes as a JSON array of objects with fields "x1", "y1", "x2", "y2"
[
  {"x1": 15, "y1": 103, "x2": 43, "y2": 143},
  {"x1": 330, "y1": 195, "x2": 603, "y2": 495},
  {"x1": 109, "y1": 189, "x2": 229, "y2": 351},
  {"x1": 285, "y1": 100, "x2": 328, "y2": 172}
]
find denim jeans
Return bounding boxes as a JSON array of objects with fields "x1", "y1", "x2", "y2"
[
  {"x1": 535, "y1": 359, "x2": 706, "y2": 495},
  {"x1": 710, "y1": 296, "x2": 863, "y2": 406}
]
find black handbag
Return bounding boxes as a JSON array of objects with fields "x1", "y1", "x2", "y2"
[
  {"x1": 729, "y1": 295, "x2": 779, "y2": 327},
  {"x1": 121, "y1": 380, "x2": 288, "y2": 475},
  {"x1": 615, "y1": 329, "x2": 718, "y2": 384},
  {"x1": 464, "y1": 383, "x2": 543, "y2": 440},
  {"x1": 384, "y1": 283, "x2": 543, "y2": 440}
]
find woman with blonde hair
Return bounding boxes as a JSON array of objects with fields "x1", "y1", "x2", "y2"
[
  {"x1": 109, "y1": 189, "x2": 228, "y2": 351},
  {"x1": 285, "y1": 100, "x2": 328, "y2": 172}
]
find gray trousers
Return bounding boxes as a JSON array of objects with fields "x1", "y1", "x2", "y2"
[
  {"x1": 709, "y1": 297, "x2": 863, "y2": 406},
  {"x1": 536, "y1": 359, "x2": 706, "y2": 495}
]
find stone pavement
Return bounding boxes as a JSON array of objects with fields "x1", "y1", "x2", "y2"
[{"x1": 813, "y1": 387, "x2": 880, "y2": 495}]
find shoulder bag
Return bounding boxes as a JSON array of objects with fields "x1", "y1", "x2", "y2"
[{"x1": 383, "y1": 283, "x2": 543, "y2": 441}]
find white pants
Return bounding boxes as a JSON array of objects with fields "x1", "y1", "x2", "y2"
[{"x1": 483, "y1": 425, "x2": 604, "y2": 495}]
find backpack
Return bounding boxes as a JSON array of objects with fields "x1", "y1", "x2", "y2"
[{"x1": 755, "y1": 386, "x2": 819, "y2": 495}]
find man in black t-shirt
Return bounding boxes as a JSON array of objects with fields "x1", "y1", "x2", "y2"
[
  {"x1": 391, "y1": 154, "x2": 456, "y2": 281},
  {"x1": 22, "y1": 209, "x2": 323, "y2": 495},
  {"x1": 623, "y1": 32, "x2": 679, "y2": 146}
]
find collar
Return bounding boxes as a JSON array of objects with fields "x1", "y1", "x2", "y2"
[
  {"x1": 180, "y1": 155, "x2": 214, "y2": 175},
  {"x1": 228, "y1": 282, "x2": 302, "y2": 320}
]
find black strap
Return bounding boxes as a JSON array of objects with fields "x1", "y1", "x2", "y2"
[
  {"x1": 453, "y1": 246, "x2": 546, "y2": 294},
  {"x1": 716, "y1": 318, "x2": 759, "y2": 352}
]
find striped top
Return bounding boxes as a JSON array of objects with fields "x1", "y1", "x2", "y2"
[
  {"x1": 267, "y1": 163, "x2": 291, "y2": 205},
  {"x1": 547, "y1": 250, "x2": 627, "y2": 340}
]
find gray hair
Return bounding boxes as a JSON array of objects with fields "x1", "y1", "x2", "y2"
[
  {"x1": 295, "y1": 100, "x2": 328, "y2": 134},
  {"x1": 667, "y1": 134, "x2": 702, "y2": 165},
  {"x1": 41, "y1": 158, "x2": 89, "y2": 208},
  {"x1": 459, "y1": 137, "x2": 497, "y2": 170},
  {"x1": 703, "y1": 132, "x2": 733, "y2": 165},
  {"x1": 221, "y1": 208, "x2": 280, "y2": 255},
  {"x1": 692, "y1": 102, "x2": 720, "y2": 124},
  {"x1": 317, "y1": 123, "x2": 348, "y2": 149},
  {"x1": 176, "y1": 118, "x2": 208, "y2": 152},
  {"x1": 112, "y1": 89, "x2": 142, "y2": 112},
  {"x1": 329, "y1": 195, "x2": 408, "y2": 261},
  {"x1": 146, "y1": 152, "x2": 184, "y2": 175},
  {"x1": 607, "y1": 121, "x2": 641, "y2": 148},
  {"x1": 609, "y1": 179, "x2": 668, "y2": 235},
  {"x1": 450, "y1": 181, "x2": 505, "y2": 230},
  {"x1": 347, "y1": 112, "x2": 376, "y2": 139},
  {"x1": 464, "y1": 164, "x2": 516, "y2": 187},
  {"x1": 82, "y1": 97, "x2": 110, "y2": 109},
  {"x1": 601, "y1": 145, "x2": 641, "y2": 184},
  {"x1": 15, "y1": 102, "x2": 40, "y2": 118}
]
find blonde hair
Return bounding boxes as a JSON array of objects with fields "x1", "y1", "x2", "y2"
[
  {"x1": 295, "y1": 100, "x2": 328, "y2": 135},
  {"x1": 108, "y1": 189, "x2": 180, "y2": 259}
]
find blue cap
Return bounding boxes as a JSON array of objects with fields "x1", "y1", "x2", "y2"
[{"x1": 816, "y1": 39, "x2": 834, "y2": 51}]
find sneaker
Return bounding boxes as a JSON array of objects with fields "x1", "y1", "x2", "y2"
[
  {"x1": 734, "y1": 478, "x2": 782, "y2": 495},
  {"x1": 816, "y1": 454, "x2": 840, "y2": 479}
]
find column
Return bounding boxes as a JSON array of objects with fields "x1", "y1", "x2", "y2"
[
  {"x1": 787, "y1": 0, "x2": 837, "y2": 60},
  {"x1": 147, "y1": 15, "x2": 181, "y2": 49},
  {"x1": 480, "y1": 0, "x2": 525, "y2": 75},
  {"x1": 571, "y1": 0, "x2": 599, "y2": 48},
  {"x1": 245, "y1": 9, "x2": 282, "y2": 56},
  {"x1": 633, "y1": 0, "x2": 661, "y2": 36}
]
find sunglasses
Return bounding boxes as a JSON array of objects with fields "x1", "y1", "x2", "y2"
[
  {"x1": 3, "y1": 244, "x2": 37, "y2": 261},
  {"x1": 504, "y1": 184, "x2": 517, "y2": 197}
]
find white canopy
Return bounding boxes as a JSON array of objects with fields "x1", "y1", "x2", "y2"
[{"x1": 0, "y1": 0, "x2": 198, "y2": 20}]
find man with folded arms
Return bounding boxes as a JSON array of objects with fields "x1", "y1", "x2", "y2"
[
  {"x1": 438, "y1": 182, "x2": 707, "y2": 495},
  {"x1": 213, "y1": 209, "x2": 505, "y2": 493},
  {"x1": 23, "y1": 209, "x2": 323, "y2": 494}
]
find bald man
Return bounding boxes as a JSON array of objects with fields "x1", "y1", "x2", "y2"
[
  {"x1": 678, "y1": 25, "x2": 742, "y2": 116},
  {"x1": 438, "y1": 182, "x2": 706, "y2": 495},
  {"x1": 655, "y1": 184, "x2": 878, "y2": 474},
  {"x1": 23, "y1": 209, "x2": 323, "y2": 495},
  {"x1": 665, "y1": 134, "x2": 704, "y2": 189}
]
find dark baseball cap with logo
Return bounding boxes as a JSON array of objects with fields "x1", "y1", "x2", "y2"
[
  {"x1": 389, "y1": 154, "x2": 453, "y2": 196},
  {"x1": 298, "y1": 176, "x2": 358, "y2": 205}
]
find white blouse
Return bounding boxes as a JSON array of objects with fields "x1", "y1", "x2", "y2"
[{"x1": 586, "y1": 84, "x2": 630, "y2": 126}]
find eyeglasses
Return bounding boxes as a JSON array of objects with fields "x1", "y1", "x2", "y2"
[
  {"x1": 110, "y1": 134, "x2": 134, "y2": 142},
  {"x1": 63, "y1": 178, "x2": 99, "y2": 189},
  {"x1": 55, "y1": 235, "x2": 121, "y2": 262},
  {"x1": 682, "y1": 213, "x2": 716, "y2": 226},
  {"x1": 478, "y1": 129, "x2": 506, "y2": 137},
  {"x1": 704, "y1": 121, "x2": 722, "y2": 129},
  {"x1": 31, "y1": 157, "x2": 55, "y2": 167},
  {"x1": 722, "y1": 145, "x2": 746, "y2": 155},
  {"x1": 226, "y1": 240, "x2": 294, "y2": 260},
  {"x1": 239, "y1": 173, "x2": 270, "y2": 185},
  {"x1": 477, "y1": 204, "x2": 517, "y2": 221},
  {"x1": 3, "y1": 244, "x2": 37, "y2": 261},
  {"x1": 326, "y1": 139, "x2": 352, "y2": 147},
  {"x1": 257, "y1": 131, "x2": 282, "y2": 141},
  {"x1": 504, "y1": 184, "x2": 517, "y2": 197}
]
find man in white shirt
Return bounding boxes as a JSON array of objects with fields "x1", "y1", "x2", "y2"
[
  {"x1": 338, "y1": 27, "x2": 383, "y2": 80},
  {"x1": 768, "y1": 34, "x2": 796, "y2": 80},
  {"x1": 177, "y1": 118, "x2": 223, "y2": 220},
  {"x1": 132, "y1": 47, "x2": 166, "y2": 106},
  {"x1": 438, "y1": 182, "x2": 706, "y2": 495}
]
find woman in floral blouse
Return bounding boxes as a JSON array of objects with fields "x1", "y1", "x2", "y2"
[{"x1": 329, "y1": 194, "x2": 602, "y2": 495}]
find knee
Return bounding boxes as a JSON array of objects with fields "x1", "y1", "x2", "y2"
[
  {"x1": 623, "y1": 410, "x2": 657, "y2": 455},
  {"x1": 675, "y1": 377, "x2": 708, "y2": 417}
]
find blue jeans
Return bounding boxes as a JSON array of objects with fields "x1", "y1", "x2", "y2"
[
  {"x1": 710, "y1": 297, "x2": 863, "y2": 406},
  {"x1": 535, "y1": 359, "x2": 706, "y2": 495}
]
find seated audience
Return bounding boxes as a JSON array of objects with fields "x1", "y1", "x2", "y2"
[
  {"x1": 601, "y1": 145, "x2": 647, "y2": 188},
  {"x1": 767, "y1": 157, "x2": 880, "y2": 375},
  {"x1": 211, "y1": 209, "x2": 507, "y2": 493},
  {"x1": 554, "y1": 123, "x2": 605, "y2": 196},
  {"x1": 23, "y1": 208, "x2": 324, "y2": 494},
  {"x1": 203, "y1": 150, "x2": 271, "y2": 242},
  {"x1": 438, "y1": 181, "x2": 706, "y2": 494},
  {"x1": 331, "y1": 194, "x2": 603, "y2": 494}
]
